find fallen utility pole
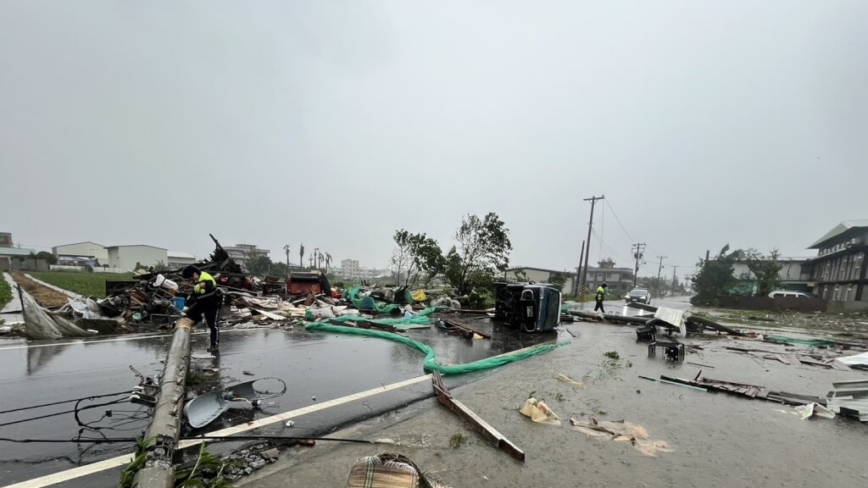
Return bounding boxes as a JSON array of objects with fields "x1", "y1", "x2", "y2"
[
  {"x1": 132, "y1": 317, "x2": 194, "y2": 488},
  {"x1": 432, "y1": 372, "x2": 525, "y2": 462}
]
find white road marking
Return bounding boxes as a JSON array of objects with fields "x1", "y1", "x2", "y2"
[
  {"x1": 3, "y1": 374, "x2": 433, "y2": 488},
  {"x1": 0, "y1": 328, "x2": 257, "y2": 352}
]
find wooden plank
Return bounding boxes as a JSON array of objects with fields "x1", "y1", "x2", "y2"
[
  {"x1": 432, "y1": 372, "x2": 525, "y2": 462},
  {"x1": 441, "y1": 317, "x2": 491, "y2": 339},
  {"x1": 830, "y1": 359, "x2": 852, "y2": 371}
]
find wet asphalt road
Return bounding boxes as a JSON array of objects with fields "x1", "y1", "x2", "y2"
[
  {"x1": 243, "y1": 295, "x2": 868, "y2": 488},
  {"x1": 0, "y1": 308, "x2": 573, "y2": 487}
]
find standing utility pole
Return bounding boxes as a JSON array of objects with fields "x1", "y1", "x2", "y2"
[
  {"x1": 579, "y1": 195, "x2": 604, "y2": 299},
  {"x1": 283, "y1": 245, "x2": 291, "y2": 279},
  {"x1": 655, "y1": 255, "x2": 667, "y2": 297},
  {"x1": 670, "y1": 265, "x2": 682, "y2": 296},
  {"x1": 631, "y1": 243, "x2": 646, "y2": 287},
  {"x1": 575, "y1": 240, "x2": 585, "y2": 296}
]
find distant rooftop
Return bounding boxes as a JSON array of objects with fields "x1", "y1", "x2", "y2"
[
  {"x1": 808, "y1": 220, "x2": 868, "y2": 249},
  {"x1": 106, "y1": 244, "x2": 167, "y2": 250},
  {"x1": 53, "y1": 241, "x2": 105, "y2": 248},
  {"x1": 168, "y1": 251, "x2": 195, "y2": 259},
  {"x1": 0, "y1": 247, "x2": 37, "y2": 257}
]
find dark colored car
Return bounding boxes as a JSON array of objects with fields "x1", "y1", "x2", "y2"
[{"x1": 625, "y1": 288, "x2": 651, "y2": 304}]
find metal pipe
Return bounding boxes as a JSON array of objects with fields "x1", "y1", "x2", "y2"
[{"x1": 132, "y1": 317, "x2": 193, "y2": 488}]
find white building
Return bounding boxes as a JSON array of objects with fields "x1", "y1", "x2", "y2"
[
  {"x1": 341, "y1": 259, "x2": 360, "y2": 278},
  {"x1": 507, "y1": 267, "x2": 577, "y2": 292},
  {"x1": 106, "y1": 245, "x2": 168, "y2": 271},
  {"x1": 224, "y1": 244, "x2": 270, "y2": 267},
  {"x1": 167, "y1": 251, "x2": 196, "y2": 268},
  {"x1": 52, "y1": 241, "x2": 109, "y2": 264}
]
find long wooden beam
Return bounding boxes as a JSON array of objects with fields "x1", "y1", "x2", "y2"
[{"x1": 432, "y1": 372, "x2": 525, "y2": 462}]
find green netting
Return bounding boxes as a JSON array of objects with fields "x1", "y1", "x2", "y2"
[
  {"x1": 765, "y1": 335, "x2": 835, "y2": 347},
  {"x1": 306, "y1": 306, "x2": 449, "y2": 330},
  {"x1": 305, "y1": 322, "x2": 566, "y2": 375},
  {"x1": 342, "y1": 286, "x2": 401, "y2": 314}
]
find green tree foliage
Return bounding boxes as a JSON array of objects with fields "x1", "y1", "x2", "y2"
[
  {"x1": 445, "y1": 213, "x2": 512, "y2": 295},
  {"x1": 34, "y1": 251, "x2": 58, "y2": 265},
  {"x1": 270, "y1": 261, "x2": 288, "y2": 277},
  {"x1": 511, "y1": 268, "x2": 529, "y2": 282},
  {"x1": 549, "y1": 271, "x2": 569, "y2": 291},
  {"x1": 745, "y1": 248, "x2": 783, "y2": 297},
  {"x1": 690, "y1": 244, "x2": 741, "y2": 305},
  {"x1": 152, "y1": 260, "x2": 170, "y2": 272},
  {"x1": 391, "y1": 229, "x2": 446, "y2": 286},
  {"x1": 245, "y1": 254, "x2": 272, "y2": 277}
]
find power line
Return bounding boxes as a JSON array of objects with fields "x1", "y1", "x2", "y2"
[
  {"x1": 591, "y1": 228, "x2": 628, "y2": 263},
  {"x1": 598, "y1": 202, "x2": 606, "y2": 263},
  {"x1": 604, "y1": 199, "x2": 636, "y2": 243}
]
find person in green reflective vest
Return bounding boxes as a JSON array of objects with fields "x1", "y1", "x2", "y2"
[
  {"x1": 594, "y1": 283, "x2": 608, "y2": 313},
  {"x1": 182, "y1": 265, "x2": 220, "y2": 351}
]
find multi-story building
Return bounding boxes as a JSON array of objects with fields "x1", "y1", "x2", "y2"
[
  {"x1": 341, "y1": 259, "x2": 360, "y2": 278},
  {"x1": 731, "y1": 258, "x2": 814, "y2": 294},
  {"x1": 582, "y1": 266, "x2": 635, "y2": 294},
  {"x1": 806, "y1": 220, "x2": 868, "y2": 302},
  {"x1": 507, "y1": 267, "x2": 576, "y2": 292},
  {"x1": 224, "y1": 244, "x2": 270, "y2": 269}
]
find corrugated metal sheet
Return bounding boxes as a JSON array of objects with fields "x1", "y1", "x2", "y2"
[
  {"x1": 654, "y1": 307, "x2": 686, "y2": 336},
  {"x1": 827, "y1": 380, "x2": 868, "y2": 422}
]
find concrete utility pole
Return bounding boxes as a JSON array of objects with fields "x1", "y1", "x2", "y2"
[
  {"x1": 670, "y1": 265, "x2": 682, "y2": 296},
  {"x1": 132, "y1": 317, "x2": 193, "y2": 488},
  {"x1": 655, "y1": 256, "x2": 667, "y2": 297},
  {"x1": 575, "y1": 240, "x2": 585, "y2": 296},
  {"x1": 580, "y1": 195, "x2": 604, "y2": 301},
  {"x1": 631, "y1": 243, "x2": 646, "y2": 287}
]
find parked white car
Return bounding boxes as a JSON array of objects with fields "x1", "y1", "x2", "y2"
[{"x1": 768, "y1": 291, "x2": 813, "y2": 299}]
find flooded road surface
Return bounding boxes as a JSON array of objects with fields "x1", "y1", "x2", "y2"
[
  {"x1": 0, "y1": 317, "x2": 554, "y2": 486},
  {"x1": 241, "y1": 299, "x2": 868, "y2": 488}
]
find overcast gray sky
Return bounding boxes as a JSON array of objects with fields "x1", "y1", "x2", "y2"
[{"x1": 2, "y1": 1, "x2": 866, "y2": 278}]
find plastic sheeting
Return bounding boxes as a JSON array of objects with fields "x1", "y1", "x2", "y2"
[
  {"x1": 305, "y1": 321, "x2": 565, "y2": 375},
  {"x1": 21, "y1": 292, "x2": 91, "y2": 340},
  {"x1": 320, "y1": 306, "x2": 447, "y2": 330},
  {"x1": 837, "y1": 351, "x2": 868, "y2": 367}
]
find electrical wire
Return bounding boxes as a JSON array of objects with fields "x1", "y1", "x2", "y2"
[
  {"x1": 598, "y1": 201, "x2": 606, "y2": 263},
  {"x1": 604, "y1": 199, "x2": 636, "y2": 243},
  {"x1": 0, "y1": 435, "x2": 398, "y2": 446},
  {"x1": 0, "y1": 397, "x2": 130, "y2": 429},
  {"x1": 590, "y1": 228, "x2": 628, "y2": 263},
  {"x1": 0, "y1": 391, "x2": 131, "y2": 415}
]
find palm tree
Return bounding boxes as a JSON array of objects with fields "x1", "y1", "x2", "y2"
[
  {"x1": 283, "y1": 244, "x2": 291, "y2": 278},
  {"x1": 324, "y1": 252, "x2": 333, "y2": 271},
  {"x1": 299, "y1": 244, "x2": 305, "y2": 270}
]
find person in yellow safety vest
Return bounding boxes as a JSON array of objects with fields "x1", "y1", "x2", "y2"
[
  {"x1": 182, "y1": 265, "x2": 220, "y2": 351},
  {"x1": 594, "y1": 283, "x2": 608, "y2": 313}
]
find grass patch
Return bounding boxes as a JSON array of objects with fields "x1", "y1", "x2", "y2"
[
  {"x1": 29, "y1": 271, "x2": 135, "y2": 298},
  {"x1": 0, "y1": 276, "x2": 11, "y2": 310},
  {"x1": 449, "y1": 433, "x2": 467, "y2": 449}
]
